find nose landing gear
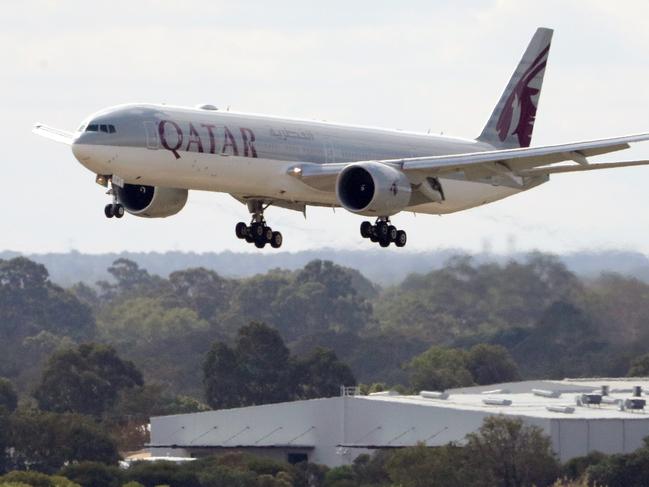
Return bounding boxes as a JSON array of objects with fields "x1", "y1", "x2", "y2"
[
  {"x1": 360, "y1": 218, "x2": 406, "y2": 247},
  {"x1": 235, "y1": 200, "x2": 283, "y2": 249},
  {"x1": 104, "y1": 203, "x2": 124, "y2": 219},
  {"x1": 103, "y1": 181, "x2": 124, "y2": 219}
]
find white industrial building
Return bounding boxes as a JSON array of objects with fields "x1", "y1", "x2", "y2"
[{"x1": 149, "y1": 378, "x2": 649, "y2": 467}]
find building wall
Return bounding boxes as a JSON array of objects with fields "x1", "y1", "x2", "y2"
[{"x1": 150, "y1": 396, "x2": 649, "y2": 466}]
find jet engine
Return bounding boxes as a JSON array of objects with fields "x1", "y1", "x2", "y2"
[
  {"x1": 114, "y1": 184, "x2": 188, "y2": 218},
  {"x1": 336, "y1": 161, "x2": 412, "y2": 216}
]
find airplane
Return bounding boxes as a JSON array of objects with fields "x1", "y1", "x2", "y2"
[{"x1": 34, "y1": 27, "x2": 649, "y2": 249}]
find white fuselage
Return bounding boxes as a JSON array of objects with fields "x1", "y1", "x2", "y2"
[{"x1": 71, "y1": 104, "x2": 529, "y2": 215}]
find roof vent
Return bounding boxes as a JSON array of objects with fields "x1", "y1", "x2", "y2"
[
  {"x1": 196, "y1": 104, "x2": 218, "y2": 110},
  {"x1": 634, "y1": 386, "x2": 643, "y2": 397},
  {"x1": 625, "y1": 398, "x2": 646, "y2": 411},
  {"x1": 532, "y1": 389, "x2": 561, "y2": 398},
  {"x1": 546, "y1": 405, "x2": 575, "y2": 414},
  {"x1": 420, "y1": 391, "x2": 449, "y2": 400},
  {"x1": 482, "y1": 398, "x2": 512, "y2": 406},
  {"x1": 601, "y1": 385, "x2": 610, "y2": 396},
  {"x1": 576, "y1": 393, "x2": 602, "y2": 406}
]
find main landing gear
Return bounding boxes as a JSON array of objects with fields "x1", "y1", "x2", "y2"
[
  {"x1": 360, "y1": 218, "x2": 407, "y2": 247},
  {"x1": 235, "y1": 201, "x2": 283, "y2": 249}
]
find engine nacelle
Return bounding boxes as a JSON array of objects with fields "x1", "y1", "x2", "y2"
[
  {"x1": 114, "y1": 184, "x2": 188, "y2": 218},
  {"x1": 336, "y1": 161, "x2": 412, "y2": 216}
]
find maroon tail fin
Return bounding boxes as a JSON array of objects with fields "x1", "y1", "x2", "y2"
[{"x1": 478, "y1": 28, "x2": 553, "y2": 149}]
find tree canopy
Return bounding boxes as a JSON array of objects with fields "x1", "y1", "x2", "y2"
[{"x1": 34, "y1": 343, "x2": 143, "y2": 417}]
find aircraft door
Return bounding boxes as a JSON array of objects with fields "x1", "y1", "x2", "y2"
[{"x1": 143, "y1": 121, "x2": 159, "y2": 150}]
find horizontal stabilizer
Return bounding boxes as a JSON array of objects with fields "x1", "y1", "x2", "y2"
[{"x1": 33, "y1": 123, "x2": 75, "y2": 145}]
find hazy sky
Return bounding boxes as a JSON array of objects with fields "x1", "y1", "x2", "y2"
[{"x1": 3, "y1": 0, "x2": 649, "y2": 255}]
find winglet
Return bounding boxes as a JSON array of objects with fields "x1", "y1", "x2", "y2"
[
  {"x1": 478, "y1": 27, "x2": 553, "y2": 149},
  {"x1": 33, "y1": 123, "x2": 75, "y2": 145}
]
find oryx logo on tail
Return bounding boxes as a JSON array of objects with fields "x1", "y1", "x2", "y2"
[
  {"x1": 496, "y1": 46, "x2": 549, "y2": 148},
  {"x1": 478, "y1": 27, "x2": 553, "y2": 149}
]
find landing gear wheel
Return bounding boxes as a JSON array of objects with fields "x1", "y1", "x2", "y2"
[
  {"x1": 104, "y1": 204, "x2": 114, "y2": 218},
  {"x1": 252, "y1": 223, "x2": 265, "y2": 238},
  {"x1": 388, "y1": 225, "x2": 397, "y2": 242},
  {"x1": 364, "y1": 218, "x2": 407, "y2": 248},
  {"x1": 254, "y1": 238, "x2": 266, "y2": 249},
  {"x1": 264, "y1": 227, "x2": 274, "y2": 243},
  {"x1": 235, "y1": 222, "x2": 247, "y2": 239},
  {"x1": 114, "y1": 204, "x2": 125, "y2": 219},
  {"x1": 395, "y1": 230, "x2": 407, "y2": 247},
  {"x1": 360, "y1": 221, "x2": 372, "y2": 239},
  {"x1": 376, "y1": 222, "x2": 389, "y2": 239},
  {"x1": 270, "y1": 231, "x2": 283, "y2": 248}
]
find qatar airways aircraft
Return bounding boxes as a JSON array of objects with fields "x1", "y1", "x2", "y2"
[{"x1": 35, "y1": 28, "x2": 649, "y2": 249}]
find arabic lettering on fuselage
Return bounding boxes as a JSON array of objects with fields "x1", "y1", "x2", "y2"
[
  {"x1": 269, "y1": 128, "x2": 314, "y2": 141},
  {"x1": 158, "y1": 120, "x2": 258, "y2": 160}
]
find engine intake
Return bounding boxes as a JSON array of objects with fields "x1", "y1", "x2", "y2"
[
  {"x1": 114, "y1": 184, "x2": 188, "y2": 218},
  {"x1": 336, "y1": 161, "x2": 412, "y2": 216}
]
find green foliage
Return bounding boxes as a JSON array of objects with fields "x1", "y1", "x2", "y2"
[
  {"x1": 561, "y1": 451, "x2": 608, "y2": 481},
  {"x1": 376, "y1": 254, "x2": 583, "y2": 342},
  {"x1": 10, "y1": 409, "x2": 120, "y2": 473},
  {"x1": 58, "y1": 462, "x2": 122, "y2": 487},
  {"x1": 124, "y1": 461, "x2": 200, "y2": 487},
  {"x1": 0, "y1": 379, "x2": 17, "y2": 413},
  {"x1": 204, "y1": 323, "x2": 356, "y2": 408},
  {"x1": 628, "y1": 353, "x2": 649, "y2": 377},
  {"x1": 0, "y1": 409, "x2": 10, "y2": 474},
  {"x1": 385, "y1": 443, "x2": 469, "y2": 487},
  {"x1": 295, "y1": 348, "x2": 356, "y2": 399},
  {"x1": 34, "y1": 343, "x2": 143, "y2": 417},
  {"x1": 406, "y1": 343, "x2": 520, "y2": 392},
  {"x1": 464, "y1": 416, "x2": 560, "y2": 487},
  {"x1": 584, "y1": 438, "x2": 649, "y2": 487},
  {"x1": 224, "y1": 261, "x2": 374, "y2": 340},
  {"x1": 407, "y1": 346, "x2": 473, "y2": 391},
  {"x1": 0, "y1": 471, "x2": 80, "y2": 487},
  {"x1": 465, "y1": 344, "x2": 520, "y2": 385}
]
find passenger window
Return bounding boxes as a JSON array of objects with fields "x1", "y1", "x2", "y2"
[
  {"x1": 108, "y1": 125, "x2": 116, "y2": 133},
  {"x1": 87, "y1": 124, "x2": 98, "y2": 132}
]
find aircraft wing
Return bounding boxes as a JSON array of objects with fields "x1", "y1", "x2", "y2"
[
  {"x1": 289, "y1": 133, "x2": 649, "y2": 191},
  {"x1": 33, "y1": 123, "x2": 75, "y2": 145}
]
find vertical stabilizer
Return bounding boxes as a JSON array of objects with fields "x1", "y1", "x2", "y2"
[{"x1": 478, "y1": 28, "x2": 553, "y2": 148}]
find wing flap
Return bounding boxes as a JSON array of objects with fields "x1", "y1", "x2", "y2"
[
  {"x1": 519, "y1": 159, "x2": 649, "y2": 176},
  {"x1": 400, "y1": 133, "x2": 649, "y2": 174},
  {"x1": 33, "y1": 123, "x2": 75, "y2": 145}
]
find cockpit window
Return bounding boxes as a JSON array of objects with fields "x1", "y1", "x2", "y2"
[{"x1": 85, "y1": 124, "x2": 116, "y2": 133}]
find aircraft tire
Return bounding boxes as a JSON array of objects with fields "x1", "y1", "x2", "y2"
[
  {"x1": 264, "y1": 227, "x2": 274, "y2": 243},
  {"x1": 388, "y1": 225, "x2": 397, "y2": 241},
  {"x1": 114, "y1": 204, "x2": 125, "y2": 218},
  {"x1": 376, "y1": 222, "x2": 389, "y2": 239},
  {"x1": 271, "y1": 231, "x2": 283, "y2": 249},
  {"x1": 104, "y1": 204, "x2": 114, "y2": 218},
  {"x1": 254, "y1": 238, "x2": 266, "y2": 249},
  {"x1": 360, "y1": 221, "x2": 372, "y2": 238},
  {"x1": 235, "y1": 222, "x2": 247, "y2": 239},
  {"x1": 379, "y1": 237, "x2": 390, "y2": 248},
  {"x1": 395, "y1": 230, "x2": 407, "y2": 247}
]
